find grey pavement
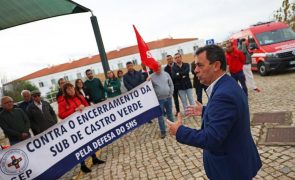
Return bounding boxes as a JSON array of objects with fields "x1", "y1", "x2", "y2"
[
  {"x1": 60, "y1": 70, "x2": 295, "y2": 180},
  {"x1": 1, "y1": 70, "x2": 295, "y2": 179}
]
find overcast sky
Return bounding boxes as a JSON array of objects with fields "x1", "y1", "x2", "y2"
[{"x1": 0, "y1": 0, "x2": 282, "y2": 81}]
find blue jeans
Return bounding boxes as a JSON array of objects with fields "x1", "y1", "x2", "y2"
[
  {"x1": 231, "y1": 70, "x2": 248, "y2": 96},
  {"x1": 158, "y1": 97, "x2": 174, "y2": 134},
  {"x1": 178, "y1": 88, "x2": 195, "y2": 113}
]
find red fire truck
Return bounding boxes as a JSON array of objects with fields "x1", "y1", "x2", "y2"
[{"x1": 229, "y1": 21, "x2": 295, "y2": 76}]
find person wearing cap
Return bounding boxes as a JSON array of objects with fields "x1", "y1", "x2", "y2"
[
  {"x1": 26, "y1": 90, "x2": 58, "y2": 135},
  {"x1": 0, "y1": 96, "x2": 30, "y2": 145}
]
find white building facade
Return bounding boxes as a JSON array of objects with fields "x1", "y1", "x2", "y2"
[{"x1": 11, "y1": 38, "x2": 204, "y2": 96}]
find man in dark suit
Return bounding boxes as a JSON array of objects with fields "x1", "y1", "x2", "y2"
[
  {"x1": 164, "y1": 55, "x2": 180, "y2": 116},
  {"x1": 167, "y1": 45, "x2": 261, "y2": 180}
]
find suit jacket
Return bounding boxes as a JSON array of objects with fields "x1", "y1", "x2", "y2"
[
  {"x1": 176, "y1": 74, "x2": 261, "y2": 180},
  {"x1": 27, "y1": 100, "x2": 58, "y2": 135}
]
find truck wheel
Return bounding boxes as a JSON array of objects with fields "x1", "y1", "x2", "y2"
[{"x1": 258, "y1": 62, "x2": 269, "y2": 76}]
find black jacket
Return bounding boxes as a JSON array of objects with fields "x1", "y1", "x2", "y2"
[
  {"x1": 26, "y1": 100, "x2": 58, "y2": 135},
  {"x1": 18, "y1": 100, "x2": 32, "y2": 113},
  {"x1": 164, "y1": 64, "x2": 173, "y2": 77},
  {"x1": 123, "y1": 70, "x2": 145, "y2": 91},
  {"x1": 172, "y1": 63, "x2": 192, "y2": 90}
]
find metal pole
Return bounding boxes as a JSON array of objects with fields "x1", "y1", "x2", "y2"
[{"x1": 90, "y1": 13, "x2": 110, "y2": 78}]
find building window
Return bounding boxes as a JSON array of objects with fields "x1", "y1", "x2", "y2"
[
  {"x1": 118, "y1": 62, "x2": 123, "y2": 69},
  {"x1": 77, "y1": 73, "x2": 82, "y2": 79},
  {"x1": 193, "y1": 45, "x2": 199, "y2": 52},
  {"x1": 39, "y1": 82, "x2": 44, "y2": 88},
  {"x1": 51, "y1": 79, "x2": 56, "y2": 85},
  {"x1": 177, "y1": 49, "x2": 184, "y2": 55},
  {"x1": 161, "y1": 52, "x2": 167, "y2": 60},
  {"x1": 132, "y1": 59, "x2": 138, "y2": 65},
  {"x1": 64, "y1": 76, "x2": 69, "y2": 81}
]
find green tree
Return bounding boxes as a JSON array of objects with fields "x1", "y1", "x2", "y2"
[
  {"x1": 273, "y1": 0, "x2": 295, "y2": 30},
  {"x1": 3, "y1": 80, "x2": 38, "y2": 102}
]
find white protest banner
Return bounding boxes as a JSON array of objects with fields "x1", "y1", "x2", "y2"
[{"x1": 0, "y1": 81, "x2": 161, "y2": 179}]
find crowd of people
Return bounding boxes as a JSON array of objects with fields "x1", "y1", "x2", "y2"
[{"x1": 0, "y1": 43, "x2": 261, "y2": 177}]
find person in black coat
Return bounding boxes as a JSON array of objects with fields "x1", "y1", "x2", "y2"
[
  {"x1": 164, "y1": 55, "x2": 180, "y2": 115},
  {"x1": 123, "y1": 61, "x2": 145, "y2": 91},
  {"x1": 172, "y1": 53, "x2": 195, "y2": 113},
  {"x1": 26, "y1": 90, "x2": 58, "y2": 135}
]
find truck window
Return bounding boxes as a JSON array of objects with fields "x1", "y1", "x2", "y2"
[
  {"x1": 248, "y1": 36, "x2": 257, "y2": 49},
  {"x1": 256, "y1": 27, "x2": 295, "y2": 46}
]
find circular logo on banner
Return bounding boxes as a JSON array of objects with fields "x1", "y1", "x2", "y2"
[{"x1": 0, "y1": 149, "x2": 29, "y2": 175}]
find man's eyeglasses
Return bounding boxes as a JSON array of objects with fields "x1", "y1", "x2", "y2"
[{"x1": 33, "y1": 94, "x2": 41, "y2": 98}]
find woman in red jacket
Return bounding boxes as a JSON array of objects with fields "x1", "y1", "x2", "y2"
[{"x1": 58, "y1": 82, "x2": 105, "y2": 173}]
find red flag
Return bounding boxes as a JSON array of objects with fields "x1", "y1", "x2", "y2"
[{"x1": 133, "y1": 25, "x2": 159, "y2": 72}]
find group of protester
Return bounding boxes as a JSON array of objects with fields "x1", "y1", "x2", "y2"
[
  {"x1": 0, "y1": 62, "x2": 154, "y2": 173},
  {"x1": 0, "y1": 42, "x2": 262, "y2": 178},
  {"x1": 0, "y1": 90, "x2": 57, "y2": 145}
]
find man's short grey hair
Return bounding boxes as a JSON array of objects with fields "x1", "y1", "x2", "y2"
[
  {"x1": 1, "y1": 96, "x2": 13, "y2": 106},
  {"x1": 21, "y1": 90, "x2": 31, "y2": 96}
]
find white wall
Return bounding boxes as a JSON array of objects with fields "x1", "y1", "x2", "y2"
[{"x1": 28, "y1": 39, "x2": 204, "y2": 95}]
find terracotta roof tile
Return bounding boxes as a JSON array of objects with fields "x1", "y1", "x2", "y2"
[{"x1": 18, "y1": 38, "x2": 197, "y2": 81}]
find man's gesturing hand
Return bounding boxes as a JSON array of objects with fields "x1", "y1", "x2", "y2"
[
  {"x1": 166, "y1": 113, "x2": 183, "y2": 136},
  {"x1": 185, "y1": 101, "x2": 203, "y2": 117}
]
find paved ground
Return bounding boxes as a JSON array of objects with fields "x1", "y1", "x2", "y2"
[
  {"x1": 1, "y1": 70, "x2": 295, "y2": 179},
  {"x1": 59, "y1": 70, "x2": 295, "y2": 180}
]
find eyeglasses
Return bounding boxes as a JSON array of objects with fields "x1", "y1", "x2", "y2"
[{"x1": 33, "y1": 94, "x2": 41, "y2": 97}]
